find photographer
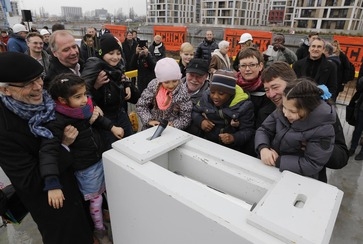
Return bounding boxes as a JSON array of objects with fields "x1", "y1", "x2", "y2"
[
  {"x1": 130, "y1": 43, "x2": 156, "y2": 94},
  {"x1": 264, "y1": 33, "x2": 297, "y2": 68}
]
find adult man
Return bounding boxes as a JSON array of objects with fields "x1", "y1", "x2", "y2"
[
  {"x1": 0, "y1": 52, "x2": 93, "y2": 243},
  {"x1": 44, "y1": 30, "x2": 82, "y2": 88},
  {"x1": 7, "y1": 23, "x2": 28, "y2": 53},
  {"x1": 99, "y1": 24, "x2": 110, "y2": 37},
  {"x1": 132, "y1": 30, "x2": 140, "y2": 43},
  {"x1": 25, "y1": 32, "x2": 51, "y2": 78},
  {"x1": 261, "y1": 61, "x2": 349, "y2": 182},
  {"x1": 122, "y1": 31, "x2": 138, "y2": 72},
  {"x1": 40, "y1": 28, "x2": 51, "y2": 50},
  {"x1": 296, "y1": 31, "x2": 319, "y2": 60},
  {"x1": 86, "y1": 26, "x2": 99, "y2": 51},
  {"x1": 80, "y1": 33, "x2": 96, "y2": 61},
  {"x1": 195, "y1": 30, "x2": 218, "y2": 64},
  {"x1": 182, "y1": 58, "x2": 210, "y2": 104},
  {"x1": 264, "y1": 33, "x2": 297, "y2": 68},
  {"x1": 148, "y1": 34, "x2": 166, "y2": 62},
  {"x1": 293, "y1": 38, "x2": 337, "y2": 97}
]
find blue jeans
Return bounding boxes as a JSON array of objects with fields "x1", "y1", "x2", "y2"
[
  {"x1": 351, "y1": 109, "x2": 363, "y2": 151},
  {"x1": 102, "y1": 107, "x2": 134, "y2": 149}
]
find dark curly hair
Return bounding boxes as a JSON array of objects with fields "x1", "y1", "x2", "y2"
[{"x1": 48, "y1": 73, "x2": 86, "y2": 100}]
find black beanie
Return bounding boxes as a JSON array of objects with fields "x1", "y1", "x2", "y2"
[
  {"x1": 98, "y1": 34, "x2": 122, "y2": 57},
  {"x1": 210, "y1": 70, "x2": 236, "y2": 95},
  {"x1": 0, "y1": 52, "x2": 43, "y2": 83}
]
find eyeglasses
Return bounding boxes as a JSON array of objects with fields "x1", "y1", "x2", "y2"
[
  {"x1": 8, "y1": 76, "x2": 42, "y2": 88},
  {"x1": 238, "y1": 63, "x2": 260, "y2": 69},
  {"x1": 29, "y1": 41, "x2": 44, "y2": 45}
]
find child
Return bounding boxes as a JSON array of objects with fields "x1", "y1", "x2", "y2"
[
  {"x1": 255, "y1": 78, "x2": 336, "y2": 180},
  {"x1": 41, "y1": 73, "x2": 123, "y2": 244},
  {"x1": 82, "y1": 33, "x2": 134, "y2": 148},
  {"x1": 179, "y1": 42, "x2": 194, "y2": 78},
  {"x1": 136, "y1": 57, "x2": 192, "y2": 130},
  {"x1": 191, "y1": 70, "x2": 255, "y2": 156}
]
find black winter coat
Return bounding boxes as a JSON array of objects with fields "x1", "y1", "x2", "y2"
[
  {"x1": 195, "y1": 38, "x2": 218, "y2": 64},
  {"x1": 41, "y1": 112, "x2": 113, "y2": 171},
  {"x1": 82, "y1": 57, "x2": 129, "y2": 116},
  {"x1": 192, "y1": 86, "x2": 255, "y2": 154},
  {"x1": 130, "y1": 52, "x2": 156, "y2": 94},
  {"x1": 0, "y1": 101, "x2": 93, "y2": 244},
  {"x1": 293, "y1": 55, "x2": 338, "y2": 97}
]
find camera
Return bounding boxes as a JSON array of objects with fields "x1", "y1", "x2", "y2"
[{"x1": 138, "y1": 40, "x2": 148, "y2": 48}]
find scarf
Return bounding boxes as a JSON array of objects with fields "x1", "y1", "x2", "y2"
[
  {"x1": 1, "y1": 91, "x2": 56, "y2": 138},
  {"x1": 55, "y1": 97, "x2": 94, "y2": 120},
  {"x1": 153, "y1": 42, "x2": 162, "y2": 56},
  {"x1": 236, "y1": 72, "x2": 263, "y2": 92},
  {"x1": 156, "y1": 85, "x2": 172, "y2": 111}
]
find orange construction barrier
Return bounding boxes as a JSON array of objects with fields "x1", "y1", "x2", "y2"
[
  {"x1": 154, "y1": 26, "x2": 187, "y2": 52},
  {"x1": 105, "y1": 24, "x2": 128, "y2": 43}
]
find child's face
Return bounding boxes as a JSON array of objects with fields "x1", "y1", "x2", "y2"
[
  {"x1": 180, "y1": 51, "x2": 194, "y2": 65},
  {"x1": 210, "y1": 89, "x2": 232, "y2": 107},
  {"x1": 162, "y1": 80, "x2": 180, "y2": 92},
  {"x1": 64, "y1": 85, "x2": 88, "y2": 108},
  {"x1": 282, "y1": 97, "x2": 304, "y2": 123},
  {"x1": 103, "y1": 49, "x2": 121, "y2": 67}
]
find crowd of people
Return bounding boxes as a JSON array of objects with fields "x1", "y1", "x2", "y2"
[{"x1": 1, "y1": 22, "x2": 363, "y2": 244}]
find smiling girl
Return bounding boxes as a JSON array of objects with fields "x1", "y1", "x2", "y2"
[
  {"x1": 136, "y1": 57, "x2": 192, "y2": 130},
  {"x1": 255, "y1": 78, "x2": 336, "y2": 180}
]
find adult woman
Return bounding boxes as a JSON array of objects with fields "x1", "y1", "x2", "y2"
[
  {"x1": 236, "y1": 47, "x2": 275, "y2": 128},
  {"x1": 209, "y1": 40, "x2": 231, "y2": 74}
]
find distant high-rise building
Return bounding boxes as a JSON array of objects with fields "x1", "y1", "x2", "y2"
[
  {"x1": 268, "y1": 0, "x2": 286, "y2": 25},
  {"x1": 61, "y1": 6, "x2": 82, "y2": 20},
  {"x1": 95, "y1": 8, "x2": 108, "y2": 17},
  {"x1": 146, "y1": 0, "x2": 199, "y2": 24},
  {"x1": 147, "y1": 0, "x2": 269, "y2": 26},
  {"x1": 284, "y1": 0, "x2": 363, "y2": 31},
  {"x1": 10, "y1": 0, "x2": 18, "y2": 15},
  {"x1": 201, "y1": 0, "x2": 268, "y2": 26}
]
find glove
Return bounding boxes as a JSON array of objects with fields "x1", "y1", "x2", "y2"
[{"x1": 317, "y1": 84, "x2": 332, "y2": 100}]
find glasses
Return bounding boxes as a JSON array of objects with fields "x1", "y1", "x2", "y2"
[
  {"x1": 8, "y1": 76, "x2": 42, "y2": 88},
  {"x1": 238, "y1": 63, "x2": 260, "y2": 69},
  {"x1": 29, "y1": 41, "x2": 44, "y2": 45}
]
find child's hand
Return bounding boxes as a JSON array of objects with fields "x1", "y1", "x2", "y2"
[
  {"x1": 260, "y1": 148, "x2": 279, "y2": 166},
  {"x1": 201, "y1": 119, "x2": 215, "y2": 132},
  {"x1": 148, "y1": 120, "x2": 160, "y2": 127},
  {"x1": 48, "y1": 189, "x2": 65, "y2": 209},
  {"x1": 62, "y1": 125, "x2": 79, "y2": 146},
  {"x1": 89, "y1": 106, "x2": 103, "y2": 124},
  {"x1": 111, "y1": 126, "x2": 124, "y2": 139},
  {"x1": 125, "y1": 87, "x2": 131, "y2": 100},
  {"x1": 230, "y1": 119, "x2": 239, "y2": 127},
  {"x1": 94, "y1": 70, "x2": 109, "y2": 90},
  {"x1": 219, "y1": 133, "x2": 234, "y2": 144}
]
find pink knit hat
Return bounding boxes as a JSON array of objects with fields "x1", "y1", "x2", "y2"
[{"x1": 154, "y1": 57, "x2": 182, "y2": 83}]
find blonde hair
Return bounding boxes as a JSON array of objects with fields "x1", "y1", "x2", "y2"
[{"x1": 180, "y1": 42, "x2": 194, "y2": 53}]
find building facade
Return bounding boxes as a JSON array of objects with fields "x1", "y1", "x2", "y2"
[
  {"x1": 284, "y1": 0, "x2": 363, "y2": 31},
  {"x1": 61, "y1": 6, "x2": 82, "y2": 20},
  {"x1": 268, "y1": 0, "x2": 286, "y2": 25},
  {"x1": 146, "y1": 0, "x2": 199, "y2": 24}
]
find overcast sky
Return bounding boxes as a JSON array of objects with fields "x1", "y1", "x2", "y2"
[{"x1": 21, "y1": 0, "x2": 147, "y2": 16}]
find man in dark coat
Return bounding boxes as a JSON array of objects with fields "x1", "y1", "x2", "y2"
[
  {"x1": 295, "y1": 31, "x2": 319, "y2": 60},
  {"x1": 293, "y1": 38, "x2": 338, "y2": 97},
  {"x1": 195, "y1": 30, "x2": 218, "y2": 64},
  {"x1": 44, "y1": 30, "x2": 84, "y2": 89},
  {"x1": 0, "y1": 52, "x2": 93, "y2": 244},
  {"x1": 261, "y1": 61, "x2": 349, "y2": 182}
]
